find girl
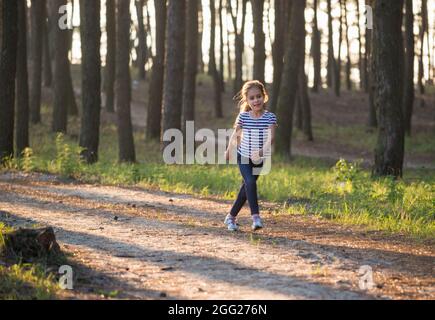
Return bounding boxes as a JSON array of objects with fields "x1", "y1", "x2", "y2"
[{"x1": 224, "y1": 80, "x2": 277, "y2": 231}]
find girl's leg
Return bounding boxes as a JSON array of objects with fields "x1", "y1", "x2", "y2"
[
  {"x1": 237, "y1": 158, "x2": 261, "y2": 216},
  {"x1": 229, "y1": 182, "x2": 247, "y2": 217}
]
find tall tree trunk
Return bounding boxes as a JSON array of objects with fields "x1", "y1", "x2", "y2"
[
  {"x1": 228, "y1": 0, "x2": 247, "y2": 94},
  {"x1": 218, "y1": 0, "x2": 225, "y2": 92},
  {"x1": 135, "y1": 0, "x2": 147, "y2": 80},
  {"x1": 403, "y1": 0, "x2": 414, "y2": 136},
  {"x1": 15, "y1": 0, "x2": 29, "y2": 157},
  {"x1": 275, "y1": 0, "x2": 306, "y2": 159},
  {"x1": 146, "y1": 0, "x2": 166, "y2": 140},
  {"x1": 182, "y1": 0, "x2": 199, "y2": 127},
  {"x1": 116, "y1": 0, "x2": 136, "y2": 163},
  {"x1": 271, "y1": 0, "x2": 285, "y2": 111},
  {"x1": 334, "y1": 0, "x2": 343, "y2": 97},
  {"x1": 29, "y1": 0, "x2": 45, "y2": 124},
  {"x1": 343, "y1": 0, "x2": 352, "y2": 91},
  {"x1": 417, "y1": 0, "x2": 427, "y2": 95},
  {"x1": 65, "y1": 0, "x2": 78, "y2": 117},
  {"x1": 209, "y1": 0, "x2": 222, "y2": 117},
  {"x1": 0, "y1": 0, "x2": 18, "y2": 162},
  {"x1": 198, "y1": 2, "x2": 204, "y2": 73},
  {"x1": 52, "y1": 0, "x2": 70, "y2": 133},
  {"x1": 326, "y1": 0, "x2": 336, "y2": 90},
  {"x1": 298, "y1": 24, "x2": 313, "y2": 141},
  {"x1": 162, "y1": 0, "x2": 186, "y2": 145},
  {"x1": 372, "y1": 0, "x2": 405, "y2": 178},
  {"x1": 104, "y1": 0, "x2": 116, "y2": 113},
  {"x1": 251, "y1": 0, "x2": 265, "y2": 83},
  {"x1": 366, "y1": 0, "x2": 376, "y2": 127},
  {"x1": 42, "y1": 7, "x2": 52, "y2": 88},
  {"x1": 79, "y1": 0, "x2": 101, "y2": 164},
  {"x1": 356, "y1": 0, "x2": 363, "y2": 90},
  {"x1": 311, "y1": 0, "x2": 321, "y2": 93}
]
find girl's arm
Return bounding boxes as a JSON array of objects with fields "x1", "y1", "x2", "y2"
[
  {"x1": 225, "y1": 126, "x2": 242, "y2": 160},
  {"x1": 259, "y1": 125, "x2": 276, "y2": 157}
]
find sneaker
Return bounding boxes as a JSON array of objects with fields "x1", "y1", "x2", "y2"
[
  {"x1": 251, "y1": 214, "x2": 263, "y2": 231},
  {"x1": 224, "y1": 214, "x2": 239, "y2": 232}
]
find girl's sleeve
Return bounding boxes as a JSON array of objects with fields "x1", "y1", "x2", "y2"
[
  {"x1": 269, "y1": 113, "x2": 277, "y2": 127},
  {"x1": 235, "y1": 113, "x2": 243, "y2": 128}
]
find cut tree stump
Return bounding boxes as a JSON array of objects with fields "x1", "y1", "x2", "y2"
[{"x1": 1, "y1": 227, "x2": 61, "y2": 262}]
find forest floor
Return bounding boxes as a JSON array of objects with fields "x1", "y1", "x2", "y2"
[
  {"x1": 0, "y1": 171, "x2": 434, "y2": 299},
  {"x1": 1, "y1": 76, "x2": 434, "y2": 299}
]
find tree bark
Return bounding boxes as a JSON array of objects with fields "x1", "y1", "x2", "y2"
[
  {"x1": 146, "y1": 0, "x2": 166, "y2": 140},
  {"x1": 271, "y1": 0, "x2": 285, "y2": 111},
  {"x1": 182, "y1": 0, "x2": 199, "y2": 127},
  {"x1": 209, "y1": 0, "x2": 222, "y2": 118},
  {"x1": 275, "y1": 0, "x2": 306, "y2": 159},
  {"x1": 15, "y1": 0, "x2": 29, "y2": 157},
  {"x1": 116, "y1": 0, "x2": 136, "y2": 163},
  {"x1": 218, "y1": 0, "x2": 225, "y2": 91},
  {"x1": 42, "y1": 6, "x2": 52, "y2": 88},
  {"x1": 104, "y1": 0, "x2": 116, "y2": 113},
  {"x1": 162, "y1": 0, "x2": 186, "y2": 145},
  {"x1": 343, "y1": 0, "x2": 352, "y2": 91},
  {"x1": 403, "y1": 0, "x2": 414, "y2": 136},
  {"x1": 326, "y1": 0, "x2": 336, "y2": 89},
  {"x1": 228, "y1": 0, "x2": 247, "y2": 94},
  {"x1": 311, "y1": 0, "x2": 321, "y2": 93},
  {"x1": 417, "y1": 0, "x2": 427, "y2": 95},
  {"x1": 79, "y1": 0, "x2": 101, "y2": 164},
  {"x1": 0, "y1": 0, "x2": 18, "y2": 161},
  {"x1": 251, "y1": 0, "x2": 265, "y2": 84},
  {"x1": 29, "y1": 0, "x2": 45, "y2": 124},
  {"x1": 372, "y1": 0, "x2": 405, "y2": 178},
  {"x1": 135, "y1": 0, "x2": 147, "y2": 80}
]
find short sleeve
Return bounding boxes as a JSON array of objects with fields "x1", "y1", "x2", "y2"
[
  {"x1": 268, "y1": 113, "x2": 277, "y2": 127},
  {"x1": 235, "y1": 113, "x2": 244, "y2": 128}
]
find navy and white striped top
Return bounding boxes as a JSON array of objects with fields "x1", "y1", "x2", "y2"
[{"x1": 236, "y1": 110, "x2": 277, "y2": 158}]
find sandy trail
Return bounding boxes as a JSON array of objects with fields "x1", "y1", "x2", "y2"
[{"x1": 0, "y1": 172, "x2": 433, "y2": 299}]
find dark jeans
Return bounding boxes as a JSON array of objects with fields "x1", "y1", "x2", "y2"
[{"x1": 229, "y1": 153, "x2": 263, "y2": 217}]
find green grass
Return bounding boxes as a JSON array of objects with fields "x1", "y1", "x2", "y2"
[
  {"x1": 0, "y1": 223, "x2": 61, "y2": 300},
  {"x1": 2, "y1": 103, "x2": 434, "y2": 241}
]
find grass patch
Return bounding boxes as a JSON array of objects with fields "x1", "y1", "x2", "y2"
[{"x1": 0, "y1": 223, "x2": 66, "y2": 300}]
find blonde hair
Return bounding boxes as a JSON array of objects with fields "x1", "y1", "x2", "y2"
[{"x1": 233, "y1": 80, "x2": 269, "y2": 113}]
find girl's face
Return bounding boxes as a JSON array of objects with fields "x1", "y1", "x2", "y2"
[{"x1": 246, "y1": 87, "x2": 265, "y2": 112}]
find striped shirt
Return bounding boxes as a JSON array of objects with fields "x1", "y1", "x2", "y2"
[{"x1": 236, "y1": 110, "x2": 277, "y2": 158}]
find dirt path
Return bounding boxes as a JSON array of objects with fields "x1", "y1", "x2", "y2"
[{"x1": 0, "y1": 172, "x2": 434, "y2": 300}]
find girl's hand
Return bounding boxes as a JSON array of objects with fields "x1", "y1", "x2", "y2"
[
  {"x1": 225, "y1": 150, "x2": 230, "y2": 161},
  {"x1": 251, "y1": 150, "x2": 261, "y2": 162}
]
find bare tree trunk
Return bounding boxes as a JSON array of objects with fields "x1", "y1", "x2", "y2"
[
  {"x1": 135, "y1": 0, "x2": 147, "y2": 80},
  {"x1": 298, "y1": 25, "x2": 313, "y2": 141},
  {"x1": 326, "y1": 0, "x2": 336, "y2": 90},
  {"x1": 116, "y1": 0, "x2": 136, "y2": 163},
  {"x1": 52, "y1": 0, "x2": 70, "y2": 133},
  {"x1": 343, "y1": 0, "x2": 352, "y2": 91},
  {"x1": 104, "y1": 0, "x2": 116, "y2": 113},
  {"x1": 15, "y1": 0, "x2": 29, "y2": 157},
  {"x1": 418, "y1": 0, "x2": 427, "y2": 95},
  {"x1": 251, "y1": 0, "x2": 265, "y2": 84},
  {"x1": 209, "y1": 0, "x2": 222, "y2": 117},
  {"x1": 182, "y1": 0, "x2": 199, "y2": 127},
  {"x1": 146, "y1": 0, "x2": 166, "y2": 140},
  {"x1": 198, "y1": 2, "x2": 205, "y2": 73},
  {"x1": 373, "y1": 0, "x2": 405, "y2": 178},
  {"x1": 162, "y1": 0, "x2": 186, "y2": 144},
  {"x1": 356, "y1": 0, "x2": 363, "y2": 90},
  {"x1": 275, "y1": 0, "x2": 306, "y2": 159},
  {"x1": 228, "y1": 0, "x2": 247, "y2": 94},
  {"x1": 29, "y1": 0, "x2": 45, "y2": 124},
  {"x1": 79, "y1": 0, "x2": 101, "y2": 164},
  {"x1": 271, "y1": 0, "x2": 285, "y2": 111},
  {"x1": 311, "y1": 0, "x2": 321, "y2": 93},
  {"x1": 218, "y1": 0, "x2": 225, "y2": 92},
  {"x1": 0, "y1": 0, "x2": 18, "y2": 161},
  {"x1": 42, "y1": 6, "x2": 52, "y2": 88},
  {"x1": 403, "y1": 0, "x2": 414, "y2": 136},
  {"x1": 334, "y1": 0, "x2": 343, "y2": 97}
]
